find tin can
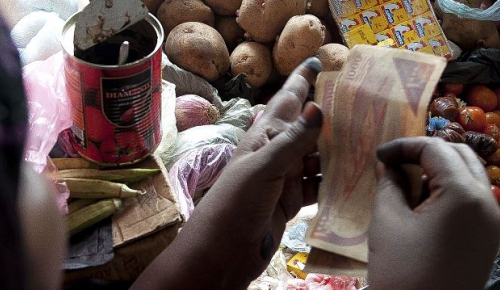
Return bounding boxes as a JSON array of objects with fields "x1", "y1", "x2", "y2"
[{"x1": 61, "y1": 12, "x2": 164, "y2": 166}]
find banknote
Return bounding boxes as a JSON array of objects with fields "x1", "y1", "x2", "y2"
[{"x1": 306, "y1": 45, "x2": 447, "y2": 263}]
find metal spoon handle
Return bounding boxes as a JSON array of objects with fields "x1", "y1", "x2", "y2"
[{"x1": 118, "y1": 41, "x2": 130, "y2": 65}]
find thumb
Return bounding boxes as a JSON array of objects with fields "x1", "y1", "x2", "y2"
[
  {"x1": 260, "y1": 102, "x2": 323, "y2": 173},
  {"x1": 373, "y1": 167, "x2": 412, "y2": 219}
]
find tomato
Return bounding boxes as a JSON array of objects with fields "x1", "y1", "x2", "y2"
[
  {"x1": 487, "y1": 149, "x2": 500, "y2": 166},
  {"x1": 492, "y1": 185, "x2": 500, "y2": 204},
  {"x1": 487, "y1": 165, "x2": 500, "y2": 186},
  {"x1": 466, "y1": 85, "x2": 497, "y2": 112},
  {"x1": 99, "y1": 131, "x2": 147, "y2": 164},
  {"x1": 484, "y1": 124, "x2": 500, "y2": 141},
  {"x1": 485, "y1": 112, "x2": 500, "y2": 128},
  {"x1": 457, "y1": 106, "x2": 486, "y2": 132},
  {"x1": 441, "y1": 83, "x2": 464, "y2": 96},
  {"x1": 495, "y1": 87, "x2": 500, "y2": 110},
  {"x1": 85, "y1": 106, "x2": 115, "y2": 142}
]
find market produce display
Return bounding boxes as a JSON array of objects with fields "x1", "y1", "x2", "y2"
[
  {"x1": 156, "y1": 0, "x2": 350, "y2": 97},
  {"x1": 428, "y1": 83, "x2": 500, "y2": 203},
  {"x1": 51, "y1": 158, "x2": 161, "y2": 237},
  {"x1": 5, "y1": 0, "x2": 500, "y2": 288}
]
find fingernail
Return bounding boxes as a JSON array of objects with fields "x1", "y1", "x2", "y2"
[
  {"x1": 300, "y1": 102, "x2": 323, "y2": 127},
  {"x1": 260, "y1": 232, "x2": 274, "y2": 261},
  {"x1": 304, "y1": 57, "x2": 322, "y2": 74}
]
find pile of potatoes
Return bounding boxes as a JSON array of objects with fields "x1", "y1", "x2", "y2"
[{"x1": 142, "y1": 0, "x2": 350, "y2": 96}]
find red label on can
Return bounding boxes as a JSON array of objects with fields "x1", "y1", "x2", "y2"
[{"x1": 63, "y1": 15, "x2": 164, "y2": 166}]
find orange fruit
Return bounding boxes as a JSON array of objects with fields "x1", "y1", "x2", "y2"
[
  {"x1": 487, "y1": 165, "x2": 500, "y2": 186},
  {"x1": 495, "y1": 86, "x2": 500, "y2": 110},
  {"x1": 487, "y1": 149, "x2": 500, "y2": 166},
  {"x1": 466, "y1": 85, "x2": 497, "y2": 112},
  {"x1": 486, "y1": 112, "x2": 500, "y2": 128},
  {"x1": 441, "y1": 82, "x2": 464, "y2": 96},
  {"x1": 484, "y1": 124, "x2": 500, "y2": 140}
]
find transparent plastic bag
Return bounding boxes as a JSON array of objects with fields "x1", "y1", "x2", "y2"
[
  {"x1": 437, "y1": 0, "x2": 500, "y2": 21},
  {"x1": 216, "y1": 98, "x2": 255, "y2": 131},
  {"x1": 168, "y1": 143, "x2": 236, "y2": 220},
  {"x1": 160, "y1": 123, "x2": 245, "y2": 170}
]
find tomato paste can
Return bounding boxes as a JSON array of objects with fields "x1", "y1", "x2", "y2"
[{"x1": 61, "y1": 12, "x2": 164, "y2": 166}]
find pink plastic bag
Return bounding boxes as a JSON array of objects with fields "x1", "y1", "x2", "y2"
[
  {"x1": 286, "y1": 274, "x2": 358, "y2": 290},
  {"x1": 23, "y1": 51, "x2": 72, "y2": 171},
  {"x1": 168, "y1": 143, "x2": 236, "y2": 220},
  {"x1": 22, "y1": 51, "x2": 72, "y2": 214}
]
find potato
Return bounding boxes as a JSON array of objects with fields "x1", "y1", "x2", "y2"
[
  {"x1": 141, "y1": 0, "x2": 164, "y2": 15},
  {"x1": 434, "y1": 0, "x2": 499, "y2": 51},
  {"x1": 230, "y1": 41, "x2": 273, "y2": 89},
  {"x1": 156, "y1": 0, "x2": 215, "y2": 35},
  {"x1": 204, "y1": 0, "x2": 243, "y2": 16},
  {"x1": 316, "y1": 43, "x2": 349, "y2": 71},
  {"x1": 273, "y1": 14, "x2": 325, "y2": 76},
  {"x1": 306, "y1": 0, "x2": 329, "y2": 18},
  {"x1": 237, "y1": 0, "x2": 307, "y2": 43},
  {"x1": 165, "y1": 22, "x2": 230, "y2": 82},
  {"x1": 215, "y1": 15, "x2": 245, "y2": 52}
]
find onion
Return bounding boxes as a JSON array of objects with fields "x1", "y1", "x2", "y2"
[{"x1": 175, "y1": 94, "x2": 220, "y2": 132}]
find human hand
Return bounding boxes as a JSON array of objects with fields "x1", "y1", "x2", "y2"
[
  {"x1": 133, "y1": 57, "x2": 323, "y2": 290},
  {"x1": 368, "y1": 136, "x2": 500, "y2": 290}
]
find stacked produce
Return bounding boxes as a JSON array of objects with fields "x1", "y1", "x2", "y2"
[
  {"x1": 428, "y1": 83, "x2": 500, "y2": 202},
  {"x1": 52, "y1": 158, "x2": 161, "y2": 237},
  {"x1": 143, "y1": 0, "x2": 350, "y2": 99}
]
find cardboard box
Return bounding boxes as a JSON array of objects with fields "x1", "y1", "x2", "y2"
[
  {"x1": 64, "y1": 153, "x2": 183, "y2": 282},
  {"x1": 329, "y1": 0, "x2": 452, "y2": 59}
]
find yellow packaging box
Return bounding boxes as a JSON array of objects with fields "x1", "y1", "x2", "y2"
[
  {"x1": 345, "y1": 24, "x2": 378, "y2": 47},
  {"x1": 329, "y1": 0, "x2": 452, "y2": 59},
  {"x1": 375, "y1": 29, "x2": 397, "y2": 46},
  {"x1": 355, "y1": 0, "x2": 379, "y2": 10},
  {"x1": 391, "y1": 21, "x2": 419, "y2": 47},
  {"x1": 359, "y1": 6, "x2": 390, "y2": 33},
  {"x1": 381, "y1": 0, "x2": 409, "y2": 25},
  {"x1": 331, "y1": 0, "x2": 359, "y2": 17},
  {"x1": 405, "y1": 38, "x2": 435, "y2": 54},
  {"x1": 339, "y1": 13, "x2": 364, "y2": 34},
  {"x1": 287, "y1": 252, "x2": 309, "y2": 279},
  {"x1": 429, "y1": 34, "x2": 453, "y2": 59},
  {"x1": 408, "y1": 0, "x2": 431, "y2": 16},
  {"x1": 412, "y1": 11, "x2": 441, "y2": 38}
]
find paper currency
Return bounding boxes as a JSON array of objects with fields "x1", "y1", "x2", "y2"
[{"x1": 306, "y1": 45, "x2": 447, "y2": 263}]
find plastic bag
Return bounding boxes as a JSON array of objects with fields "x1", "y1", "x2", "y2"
[
  {"x1": 441, "y1": 48, "x2": 500, "y2": 84},
  {"x1": 23, "y1": 51, "x2": 72, "y2": 173},
  {"x1": 216, "y1": 98, "x2": 256, "y2": 131},
  {"x1": 285, "y1": 274, "x2": 359, "y2": 290},
  {"x1": 437, "y1": 0, "x2": 500, "y2": 21},
  {"x1": 160, "y1": 123, "x2": 245, "y2": 170},
  {"x1": 486, "y1": 249, "x2": 500, "y2": 289},
  {"x1": 168, "y1": 143, "x2": 236, "y2": 220},
  {"x1": 155, "y1": 79, "x2": 178, "y2": 157}
]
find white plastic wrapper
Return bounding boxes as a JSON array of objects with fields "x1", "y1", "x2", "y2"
[
  {"x1": 160, "y1": 123, "x2": 245, "y2": 170},
  {"x1": 437, "y1": 0, "x2": 500, "y2": 21},
  {"x1": 168, "y1": 143, "x2": 236, "y2": 220},
  {"x1": 10, "y1": 11, "x2": 59, "y2": 48}
]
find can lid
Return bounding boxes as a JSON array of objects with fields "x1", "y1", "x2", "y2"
[{"x1": 74, "y1": 0, "x2": 149, "y2": 51}]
